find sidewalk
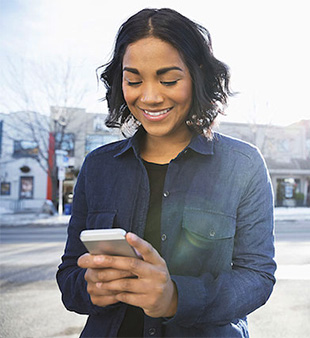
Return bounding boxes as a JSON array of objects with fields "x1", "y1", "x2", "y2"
[
  {"x1": 0, "y1": 207, "x2": 309, "y2": 227},
  {"x1": 0, "y1": 212, "x2": 70, "y2": 227},
  {"x1": 274, "y1": 207, "x2": 310, "y2": 221}
]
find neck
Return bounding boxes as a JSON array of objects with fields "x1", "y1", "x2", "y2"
[{"x1": 141, "y1": 129, "x2": 193, "y2": 164}]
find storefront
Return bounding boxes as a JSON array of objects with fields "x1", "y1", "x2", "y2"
[{"x1": 270, "y1": 170, "x2": 310, "y2": 207}]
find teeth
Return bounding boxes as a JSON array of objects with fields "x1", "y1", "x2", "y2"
[{"x1": 144, "y1": 108, "x2": 170, "y2": 116}]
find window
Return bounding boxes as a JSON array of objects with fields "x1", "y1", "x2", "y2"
[
  {"x1": 13, "y1": 140, "x2": 39, "y2": 158},
  {"x1": 276, "y1": 178, "x2": 302, "y2": 206},
  {"x1": 20, "y1": 176, "x2": 34, "y2": 199},
  {"x1": 278, "y1": 139, "x2": 289, "y2": 152},
  {"x1": 85, "y1": 134, "x2": 118, "y2": 154},
  {"x1": 55, "y1": 133, "x2": 75, "y2": 157},
  {"x1": 1, "y1": 182, "x2": 10, "y2": 195},
  {"x1": 93, "y1": 115, "x2": 109, "y2": 132}
]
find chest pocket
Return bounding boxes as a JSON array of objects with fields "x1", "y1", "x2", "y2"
[
  {"x1": 169, "y1": 208, "x2": 236, "y2": 276},
  {"x1": 86, "y1": 211, "x2": 117, "y2": 230},
  {"x1": 182, "y1": 207, "x2": 236, "y2": 248}
]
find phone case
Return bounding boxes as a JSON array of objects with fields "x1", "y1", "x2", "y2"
[{"x1": 80, "y1": 228, "x2": 139, "y2": 258}]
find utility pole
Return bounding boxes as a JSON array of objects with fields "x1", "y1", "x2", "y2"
[{"x1": 55, "y1": 149, "x2": 68, "y2": 215}]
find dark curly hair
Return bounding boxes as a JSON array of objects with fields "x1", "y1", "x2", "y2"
[{"x1": 99, "y1": 8, "x2": 233, "y2": 137}]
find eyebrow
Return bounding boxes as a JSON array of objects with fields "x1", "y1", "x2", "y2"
[
  {"x1": 123, "y1": 66, "x2": 183, "y2": 75},
  {"x1": 123, "y1": 67, "x2": 140, "y2": 74},
  {"x1": 157, "y1": 66, "x2": 183, "y2": 75}
]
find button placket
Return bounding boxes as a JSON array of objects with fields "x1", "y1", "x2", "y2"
[{"x1": 148, "y1": 328, "x2": 156, "y2": 336}]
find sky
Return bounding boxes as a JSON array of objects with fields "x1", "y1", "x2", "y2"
[{"x1": 0, "y1": 0, "x2": 309, "y2": 126}]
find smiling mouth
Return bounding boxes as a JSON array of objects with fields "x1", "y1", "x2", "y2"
[{"x1": 142, "y1": 108, "x2": 172, "y2": 116}]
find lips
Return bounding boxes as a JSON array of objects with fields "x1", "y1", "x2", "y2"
[{"x1": 139, "y1": 107, "x2": 173, "y2": 122}]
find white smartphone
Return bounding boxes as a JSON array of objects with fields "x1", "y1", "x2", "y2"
[{"x1": 80, "y1": 228, "x2": 140, "y2": 258}]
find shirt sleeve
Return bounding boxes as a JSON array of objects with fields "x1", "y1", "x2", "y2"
[
  {"x1": 56, "y1": 158, "x2": 119, "y2": 316},
  {"x1": 167, "y1": 149, "x2": 276, "y2": 328}
]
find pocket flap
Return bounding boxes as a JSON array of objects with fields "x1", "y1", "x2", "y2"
[{"x1": 182, "y1": 208, "x2": 236, "y2": 240}]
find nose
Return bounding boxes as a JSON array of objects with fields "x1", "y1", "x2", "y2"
[{"x1": 140, "y1": 83, "x2": 164, "y2": 105}]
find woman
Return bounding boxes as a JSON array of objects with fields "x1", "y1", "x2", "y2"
[{"x1": 57, "y1": 8, "x2": 276, "y2": 337}]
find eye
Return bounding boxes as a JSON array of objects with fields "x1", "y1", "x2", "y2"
[
  {"x1": 127, "y1": 81, "x2": 142, "y2": 86},
  {"x1": 161, "y1": 80, "x2": 179, "y2": 86}
]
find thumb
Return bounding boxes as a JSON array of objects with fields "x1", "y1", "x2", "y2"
[{"x1": 126, "y1": 232, "x2": 162, "y2": 265}]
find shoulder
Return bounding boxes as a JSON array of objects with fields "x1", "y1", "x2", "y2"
[
  {"x1": 86, "y1": 138, "x2": 129, "y2": 160},
  {"x1": 211, "y1": 132, "x2": 268, "y2": 176},
  {"x1": 213, "y1": 132, "x2": 264, "y2": 163},
  {"x1": 211, "y1": 133, "x2": 270, "y2": 194},
  {"x1": 80, "y1": 138, "x2": 133, "y2": 175}
]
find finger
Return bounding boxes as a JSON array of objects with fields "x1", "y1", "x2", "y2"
[
  {"x1": 96, "y1": 276, "x2": 142, "y2": 294},
  {"x1": 114, "y1": 283, "x2": 178, "y2": 318},
  {"x1": 87, "y1": 280, "x2": 119, "y2": 297},
  {"x1": 97, "y1": 268, "x2": 135, "y2": 282},
  {"x1": 81, "y1": 254, "x2": 148, "y2": 278},
  {"x1": 99, "y1": 268, "x2": 170, "y2": 295},
  {"x1": 78, "y1": 253, "x2": 111, "y2": 269},
  {"x1": 84, "y1": 267, "x2": 134, "y2": 284},
  {"x1": 114, "y1": 292, "x2": 149, "y2": 311},
  {"x1": 126, "y1": 233, "x2": 163, "y2": 265},
  {"x1": 90, "y1": 294, "x2": 120, "y2": 307},
  {"x1": 79, "y1": 250, "x2": 157, "y2": 279},
  {"x1": 85, "y1": 267, "x2": 100, "y2": 283}
]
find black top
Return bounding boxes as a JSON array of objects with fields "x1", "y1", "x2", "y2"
[
  {"x1": 117, "y1": 160, "x2": 168, "y2": 337},
  {"x1": 143, "y1": 160, "x2": 169, "y2": 254}
]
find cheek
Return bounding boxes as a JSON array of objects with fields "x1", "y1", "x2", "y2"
[
  {"x1": 122, "y1": 85, "x2": 137, "y2": 106},
  {"x1": 122, "y1": 84, "x2": 129, "y2": 103},
  {"x1": 175, "y1": 84, "x2": 192, "y2": 108}
]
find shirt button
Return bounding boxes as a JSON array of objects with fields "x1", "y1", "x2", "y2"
[
  {"x1": 163, "y1": 191, "x2": 170, "y2": 198},
  {"x1": 148, "y1": 328, "x2": 156, "y2": 336},
  {"x1": 161, "y1": 233, "x2": 167, "y2": 241},
  {"x1": 210, "y1": 230, "x2": 216, "y2": 237}
]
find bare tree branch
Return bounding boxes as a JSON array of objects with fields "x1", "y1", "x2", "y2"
[{"x1": 1, "y1": 57, "x2": 91, "y2": 204}]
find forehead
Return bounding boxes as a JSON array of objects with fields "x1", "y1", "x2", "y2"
[{"x1": 123, "y1": 37, "x2": 186, "y2": 69}]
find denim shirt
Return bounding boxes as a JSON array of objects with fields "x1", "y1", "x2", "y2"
[{"x1": 57, "y1": 130, "x2": 276, "y2": 338}]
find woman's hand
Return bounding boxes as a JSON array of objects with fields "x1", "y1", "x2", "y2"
[
  {"x1": 78, "y1": 233, "x2": 178, "y2": 318},
  {"x1": 77, "y1": 253, "x2": 135, "y2": 307},
  {"x1": 97, "y1": 233, "x2": 177, "y2": 318}
]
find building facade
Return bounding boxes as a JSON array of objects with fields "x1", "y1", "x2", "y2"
[
  {"x1": 1, "y1": 108, "x2": 309, "y2": 213},
  {"x1": 216, "y1": 120, "x2": 310, "y2": 207},
  {"x1": 0, "y1": 108, "x2": 121, "y2": 213},
  {"x1": 0, "y1": 111, "x2": 49, "y2": 212},
  {"x1": 49, "y1": 106, "x2": 122, "y2": 208}
]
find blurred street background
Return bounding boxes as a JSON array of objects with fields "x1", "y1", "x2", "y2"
[{"x1": 0, "y1": 208, "x2": 309, "y2": 338}]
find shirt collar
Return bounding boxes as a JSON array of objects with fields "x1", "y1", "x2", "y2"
[
  {"x1": 114, "y1": 127, "x2": 144, "y2": 158},
  {"x1": 187, "y1": 133, "x2": 214, "y2": 156},
  {"x1": 114, "y1": 128, "x2": 214, "y2": 158}
]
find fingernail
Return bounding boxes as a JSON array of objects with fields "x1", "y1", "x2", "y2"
[
  {"x1": 96, "y1": 282, "x2": 102, "y2": 288},
  {"x1": 127, "y1": 232, "x2": 136, "y2": 240}
]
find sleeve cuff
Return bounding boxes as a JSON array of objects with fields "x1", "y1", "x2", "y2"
[{"x1": 164, "y1": 275, "x2": 208, "y2": 328}]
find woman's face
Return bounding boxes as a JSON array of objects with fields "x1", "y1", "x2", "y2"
[{"x1": 122, "y1": 37, "x2": 193, "y2": 141}]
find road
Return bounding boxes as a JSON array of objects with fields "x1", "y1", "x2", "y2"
[
  {"x1": 0, "y1": 220, "x2": 309, "y2": 338},
  {"x1": 0, "y1": 226, "x2": 86, "y2": 338},
  {"x1": 248, "y1": 220, "x2": 310, "y2": 338}
]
